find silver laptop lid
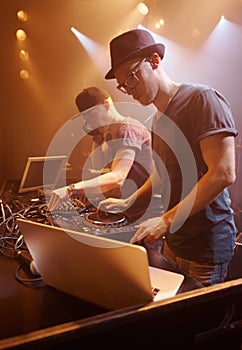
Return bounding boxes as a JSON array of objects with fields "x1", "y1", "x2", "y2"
[{"x1": 17, "y1": 219, "x2": 154, "y2": 310}]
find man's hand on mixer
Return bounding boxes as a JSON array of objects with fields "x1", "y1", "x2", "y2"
[
  {"x1": 130, "y1": 216, "x2": 169, "y2": 244},
  {"x1": 47, "y1": 187, "x2": 69, "y2": 212},
  {"x1": 97, "y1": 197, "x2": 131, "y2": 214}
]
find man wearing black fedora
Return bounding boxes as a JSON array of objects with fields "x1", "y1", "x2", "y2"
[{"x1": 98, "y1": 28, "x2": 238, "y2": 286}]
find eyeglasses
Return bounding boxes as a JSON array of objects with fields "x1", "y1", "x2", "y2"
[{"x1": 116, "y1": 58, "x2": 146, "y2": 94}]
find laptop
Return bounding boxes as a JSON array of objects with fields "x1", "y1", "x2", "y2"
[
  {"x1": 16, "y1": 218, "x2": 184, "y2": 310},
  {"x1": 18, "y1": 155, "x2": 67, "y2": 194}
]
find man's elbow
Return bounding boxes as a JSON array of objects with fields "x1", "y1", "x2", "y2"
[
  {"x1": 222, "y1": 169, "x2": 236, "y2": 187},
  {"x1": 117, "y1": 177, "x2": 126, "y2": 187},
  {"x1": 116, "y1": 173, "x2": 127, "y2": 187}
]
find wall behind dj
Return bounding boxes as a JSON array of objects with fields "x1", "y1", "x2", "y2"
[
  {"x1": 1, "y1": 0, "x2": 242, "y2": 214},
  {"x1": 0, "y1": 0, "x2": 127, "y2": 187}
]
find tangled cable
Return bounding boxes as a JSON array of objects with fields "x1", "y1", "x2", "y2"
[{"x1": 0, "y1": 198, "x2": 45, "y2": 284}]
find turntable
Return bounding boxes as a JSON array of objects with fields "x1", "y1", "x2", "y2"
[{"x1": 84, "y1": 211, "x2": 128, "y2": 227}]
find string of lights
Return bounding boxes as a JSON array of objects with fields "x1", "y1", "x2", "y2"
[{"x1": 16, "y1": 9, "x2": 30, "y2": 80}]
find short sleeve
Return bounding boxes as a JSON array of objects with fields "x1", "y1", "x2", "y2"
[{"x1": 190, "y1": 88, "x2": 238, "y2": 141}]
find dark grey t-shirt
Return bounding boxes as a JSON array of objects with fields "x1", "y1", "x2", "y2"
[{"x1": 152, "y1": 83, "x2": 238, "y2": 263}]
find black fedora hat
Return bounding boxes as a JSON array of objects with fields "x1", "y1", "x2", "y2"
[{"x1": 105, "y1": 29, "x2": 165, "y2": 80}]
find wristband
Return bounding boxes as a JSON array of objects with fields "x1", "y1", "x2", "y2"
[{"x1": 67, "y1": 183, "x2": 77, "y2": 198}]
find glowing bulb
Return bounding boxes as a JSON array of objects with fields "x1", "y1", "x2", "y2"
[
  {"x1": 155, "y1": 19, "x2": 165, "y2": 29},
  {"x1": 137, "y1": 3, "x2": 149, "y2": 15},
  {"x1": 17, "y1": 10, "x2": 28, "y2": 22},
  {"x1": 16, "y1": 29, "x2": 27, "y2": 41},
  {"x1": 19, "y1": 49, "x2": 29, "y2": 60},
  {"x1": 19, "y1": 69, "x2": 29, "y2": 79}
]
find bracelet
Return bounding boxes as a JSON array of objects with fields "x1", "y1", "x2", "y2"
[{"x1": 67, "y1": 183, "x2": 77, "y2": 198}]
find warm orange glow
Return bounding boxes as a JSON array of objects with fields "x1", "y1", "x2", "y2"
[
  {"x1": 17, "y1": 10, "x2": 28, "y2": 22},
  {"x1": 155, "y1": 19, "x2": 165, "y2": 29},
  {"x1": 192, "y1": 28, "x2": 200, "y2": 37},
  {"x1": 19, "y1": 49, "x2": 29, "y2": 60},
  {"x1": 19, "y1": 69, "x2": 29, "y2": 79},
  {"x1": 137, "y1": 2, "x2": 149, "y2": 15},
  {"x1": 16, "y1": 29, "x2": 27, "y2": 41}
]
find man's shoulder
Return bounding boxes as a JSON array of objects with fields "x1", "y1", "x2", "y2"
[
  {"x1": 121, "y1": 116, "x2": 147, "y2": 129},
  {"x1": 118, "y1": 117, "x2": 152, "y2": 140},
  {"x1": 180, "y1": 82, "x2": 212, "y2": 95}
]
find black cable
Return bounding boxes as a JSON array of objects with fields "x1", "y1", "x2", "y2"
[
  {"x1": 0, "y1": 236, "x2": 22, "y2": 258},
  {"x1": 0, "y1": 198, "x2": 46, "y2": 286},
  {"x1": 15, "y1": 264, "x2": 43, "y2": 284},
  {"x1": 15, "y1": 249, "x2": 43, "y2": 284}
]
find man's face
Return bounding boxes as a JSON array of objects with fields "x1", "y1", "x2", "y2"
[
  {"x1": 82, "y1": 104, "x2": 110, "y2": 134},
  {"x1": 115, "y1": 55, "x2": 160, "y2": 106}
]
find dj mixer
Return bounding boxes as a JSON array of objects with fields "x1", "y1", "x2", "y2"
[
  {"x1": 39, "y1": 198, "x2": 138, "y2": 243},
  {"x1": 0, "y1": 180, "x2": 163, "y2": 244}
]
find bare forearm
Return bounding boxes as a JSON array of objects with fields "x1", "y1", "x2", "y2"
[
  {"x1": 74, "y1": 171, "x2": 123, "y2": 195},
  {"x1": 164, "y1": 135, "x2": 236, "y2": 231},
  {"x1": 127, "y1": 169, "x2": 161, "y2": 205},
  {"x1": 163, "y1": 171, "x2": 234, "y2": 232}
]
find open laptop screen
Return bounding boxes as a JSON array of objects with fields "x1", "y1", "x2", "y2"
[{"x1": 18, "y1": 156, "x2": 67, "y2": 193}]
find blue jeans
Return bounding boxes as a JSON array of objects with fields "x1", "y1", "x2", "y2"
[{"x1": 163, "y1": 241, "x2": 229, "y2": 286}]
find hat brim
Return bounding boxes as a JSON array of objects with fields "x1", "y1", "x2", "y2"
[{"x1": 105, "y1": 43, "x2": 165, "y2": 80}]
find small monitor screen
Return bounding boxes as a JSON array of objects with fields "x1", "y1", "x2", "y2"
[{"x1": 18, "y1": 156, "x2": 67, "y2": 193}]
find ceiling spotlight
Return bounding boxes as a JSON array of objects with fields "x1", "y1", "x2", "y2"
[
  {"x1": 137, "y1": 2, "x2": 149, "y2": 15},
  {"x1": 19, "y1": 69, "x2": 29, "y2": 79},
  {"x1": 155, "y1": 19, "x2": 165, "y2": 29},
  {"x1": 17, "y1": 10, "x2": 28, "y2": 22},
  {"x1": 19, "y1": 49, "x2": 29, "y2": 60},
  {"x1": 16, "y1": 29, "x2": 27, "y2": 41}
]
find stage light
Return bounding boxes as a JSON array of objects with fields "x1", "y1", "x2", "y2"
[
  {"x1": 16, "y1": 29, "x2": 27, "y2": 41},
  {"x1": 155, "y1": 19, "x2": 165, "y2": 29},
  {"x1": 19, "y1": 69, "x2": 29, "y2": 79},
  {"x1": 137, "y1": 2, "x2": 149, "y2": 15},
  {"x1": 71, "y1": 27, "x2": 108, "y2": 73},
  {"x1": 17, "y1": 10, "x2": 28, "y2": 22},
  {"x1": 19, "y1": 49, "x2": 29, "y2": 60}
]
